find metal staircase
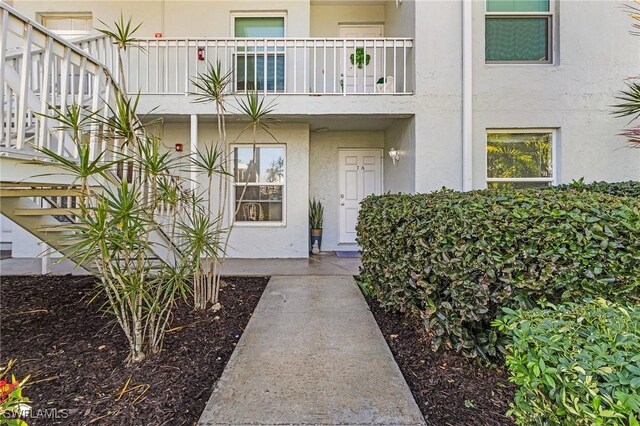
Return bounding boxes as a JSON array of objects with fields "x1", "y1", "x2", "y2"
[{"x1": 0, "y1": 3, "x2": 179, "y2": 273}]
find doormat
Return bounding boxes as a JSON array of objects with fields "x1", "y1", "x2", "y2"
[{"x1": 335, "y1": 251, "x2": 361, "y2": 258}]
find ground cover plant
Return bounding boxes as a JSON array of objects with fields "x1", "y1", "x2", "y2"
[
  {"x1": 494, "y1": 299, "x2": 640, "y2": 425},
  {"x1": 557, "y1": 179, "x2": 640, "y2": 198}
]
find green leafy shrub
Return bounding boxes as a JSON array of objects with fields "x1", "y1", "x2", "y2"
[
  {"x1": 493, "y1": 299, "x2": 640, "y2": 426},
  {"x1": 357, "y1": 188, "x2": 640, "y2": 361},
  {"x1": 557, "y1": 180, "x2": 640, "y2": 198}
]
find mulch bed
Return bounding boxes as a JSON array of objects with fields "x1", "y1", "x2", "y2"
[
  {"x1": 1, "y1": 274, "x2": 269, "y2": 425},
  {"x1": 365, "y1": 296, "x2": 516, "y2": 426}
]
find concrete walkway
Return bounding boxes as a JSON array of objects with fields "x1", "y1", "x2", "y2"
[
  {"x1": 199, "y1": 275, "x2": 425, "y2": 426},
  {"x1": 0, "y1": 253, "x2": 359, "y2": 276}
]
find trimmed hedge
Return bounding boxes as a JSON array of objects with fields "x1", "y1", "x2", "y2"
[
  {"x1": 357, "y1": 188, "x2": 640, "y2": 360},
  {"x1": 494, "y1": 299, "x2": 640, "y2": 425},
  {"x1": 557, "y1": 180, "x2": 640, "y2": 198}
]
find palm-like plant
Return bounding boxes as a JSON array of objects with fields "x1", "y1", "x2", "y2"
[
  {"x1": 487, "y1": 137, "x2": 551, "y2": 179},
  {"x1": 29, "y1": 17, "x2": 211, "y2": 364},
  {"x1": 188, "y1": 59, "x2": 278, "y2": 310},
  {"x1": 613, "y1": 2, "x2": 640, "y2": 145},
  {"x1": 98, "y1": 14, "x2": 143, "y2": 95}
]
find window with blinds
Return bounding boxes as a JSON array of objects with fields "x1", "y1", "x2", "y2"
[
  {"x1": 233, "y1": 16, "x2": 285, "y2": 92},
  {"x1": 485, "y1": 0, "x2": 553, "y2": 63}
]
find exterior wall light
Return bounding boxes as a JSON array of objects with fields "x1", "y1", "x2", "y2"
[{"x1": 388, "y1": 148, "x2": 400, "y2": 165}]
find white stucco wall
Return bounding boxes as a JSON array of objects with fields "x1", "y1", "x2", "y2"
[
  {"x1": 384, "y1": 117, "x2": 415, "y2": 193},
  {"x1": 0, "y1": 214, "x2": 61, "y2": 258},
  {"x1": 0, "y1": 214, "x2": 14, "y2": 252},
  {"x1": 164, "y1": 120, "x2": 310, "y2": 258},
  {"x1": 12, "y1": 0, "x2": 311, "y2": 38},
  {"x1": 310, "y1": 4, "x2": 385, "y2": 37},
  {"x1": 5, "y1": 0, "x2": 640, "y2": 260},
  {"x1": 309, "y1": 130, "x2": 384, "y2": 252},
  {"x1": 469, "y1": 0, "x2": 640, "y2": 187},
  {"x1": 407, "y1": 0, "x2": 640, "y2": 193}
]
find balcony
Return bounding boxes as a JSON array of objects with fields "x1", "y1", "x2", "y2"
[{"x1": 78, "y1": 37, "x2": 413, "y2": 96}]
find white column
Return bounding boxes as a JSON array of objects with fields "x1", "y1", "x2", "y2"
[
  {"x1": 190, "y1": 114, "x2": 198, "y2": 192},
  {"x1": 462, "y1": 0, "x2": 473, "y2": 191},
  {"x1": 40, "y1": 242, "x2": 50, "y2": 275}
]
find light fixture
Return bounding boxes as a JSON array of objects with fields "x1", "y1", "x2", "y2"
[{"x1": 388, "y1": 148, "x2": 400, "y2": 165}]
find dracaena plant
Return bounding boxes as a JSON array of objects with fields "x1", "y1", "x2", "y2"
[
  {"x1": 188, "y1": 61, "x2": 278, "y2": 310},
  {"x1": 30, "y1": 17, "x2": 222, "y2": 364}
]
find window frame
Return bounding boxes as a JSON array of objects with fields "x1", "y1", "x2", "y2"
[
  {"x1": 230, "y1": 12, "x2": 287, "y2": 93},
  {"x1": 230, "y1": 143, "x2": 287, "y2": 228},
  {"x1": 485, "y1": 128, "x2": 558, "y2": 188},
  {"x1": 485, "y1": 0, "x2": 555, "y2": 65},
  {"x1": 38, "y1": 12, "x2": 93, "y2": 38}
]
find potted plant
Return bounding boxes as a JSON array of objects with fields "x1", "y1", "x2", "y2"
[{"x1": 309, "y1": 198, "x2": 324, "y2": 254}]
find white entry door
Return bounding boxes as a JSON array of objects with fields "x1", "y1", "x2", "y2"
[
  {"x1": 338, "y1": 25, "x2": 384, "y2": 93},
  {"x1": 338, "y1": 149, "x2": 383, "y2": 244}
]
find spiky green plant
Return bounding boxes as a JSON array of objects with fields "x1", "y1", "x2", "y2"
[
  {"x1": 613, "y1": 2, "x2": 640, "y2": 145},
  {"x1": 309, "y1": 198, "x2": 324, "y2": 229},
  {"x1": 187, "y1": 58, "x2": 278, "y2": 309},
  {"x1": 29, "y1": 17, "x2": 221, "y2": 363},
  {"x1": 98, "y1": 14, "x2": 143, "y2": 95}
]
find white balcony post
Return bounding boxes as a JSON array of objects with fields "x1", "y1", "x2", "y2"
[
  {"x1": 342, "y1": 39, "x2": 347, "y2": 96},
  {"x1": 184, "y1": 39, "x2": 189, "y2": 95}
]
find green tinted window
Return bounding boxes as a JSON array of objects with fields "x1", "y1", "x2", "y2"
[
  {"x1": 487, "y1": 133, "x2": 552, "y2": 179},
  {"x1": 486, "y1": 17, "x2": 549, "y2": 62},
  {"x1": 234, "y1": 17, "x2": 285, "y2": 38},
  {"x1": 487, "y1": 0, "x2": 549, "y2": 12}
]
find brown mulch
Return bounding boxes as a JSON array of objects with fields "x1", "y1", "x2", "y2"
[
  {"x1": 0, "y1": 274, "x2": 268, "y2": 425},
  {"x1": 365, "y1": 296, "x2": 516, "y2": 426}
]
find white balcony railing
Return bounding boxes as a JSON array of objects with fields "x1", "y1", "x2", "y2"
[{"x1": 78, "y1": 37, "x2": 414, "y2": 96}]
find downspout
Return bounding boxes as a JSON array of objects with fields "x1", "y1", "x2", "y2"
[{"x1": 462, "y1": 0, "x2": 473, "y2": 191}]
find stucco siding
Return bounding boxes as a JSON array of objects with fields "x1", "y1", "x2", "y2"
[
  {"x1": 384, "y1": 117, "x2": 415, "y2": 193},
  {"x1": 309, "y1": 131, "x2": 384, "y2": 252},
  {"x1": 165, "y1": 120, "x2": 310, "y2": 258}
]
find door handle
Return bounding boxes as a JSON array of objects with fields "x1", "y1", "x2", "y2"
[{"x1": 340, "y1": 202, "x2": 345, "y2": 206}]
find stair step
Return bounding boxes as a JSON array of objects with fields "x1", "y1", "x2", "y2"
[
  {"x1": 14, "y1": 208, "x2": 82, "y2": 216},
  {"x1": 0, "y1": 182, "x2": 71, "y2": 188},
  {"x1": 0, "y1": 188, "x2": 84, "y2": 197},
  {"x1": 38, "y1": 225, "x2": 79, "y2": 233}
]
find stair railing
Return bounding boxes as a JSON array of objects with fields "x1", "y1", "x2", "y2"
[
  {"x1": 0, "y1": 3, "x2": 117, "y2": 161},
  {"x1": 1, "y1": 4, "x2": 183, "y2": 265}
]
